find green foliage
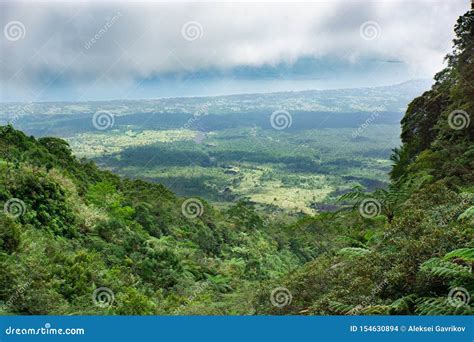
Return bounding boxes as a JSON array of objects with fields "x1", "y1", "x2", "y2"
[
  {"x1": 337, "y1": 247, "x2": 370, "y2": 258},
  {"x1": 254, "y1": 11, "x2": 474, "y2": 317},
  {"x1": 393, "y1": 10, "x2": 474, "y2": 185},
  {"x1": 415, "y1": 297, "x2": 473, "y2": 315},
  {"x1": 0, "y1": 11, "x2": 473, "y2": 317},
  {"x1": 444, "y1": 248, "x2": 474, "y2": 262},
  {"x1": 458, "y1": 206, "x2": 474, "y2": 222},
  {"x1": 0, "y1": 125, "x2": 307, "y2": 315},
  {"x1": 420, "y1": 258, "x2": 471, "y2": 279},
  {"x1": 115, "y1": 287, "x2": 157, "y2": 315},
  {"x1": 0, "y1": 216, "x2": 21, "y2": 253}
]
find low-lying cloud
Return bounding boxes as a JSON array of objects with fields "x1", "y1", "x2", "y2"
[{"x1": 0, "y1": 0, "x2": 469, "y2": 101}]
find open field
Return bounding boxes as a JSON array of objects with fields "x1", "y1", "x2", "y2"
[{"x1": 65, "y1": 124, "x2": 397, "y2": 213}]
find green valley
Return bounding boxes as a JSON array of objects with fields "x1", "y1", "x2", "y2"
[
  {"x1": 2, "y1": 81, "x2": 429, "y2": 214},
  {"x1": 0, "y1": 10, "x2": 472, "y2": 317}
]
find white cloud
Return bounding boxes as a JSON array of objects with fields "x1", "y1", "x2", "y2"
[{"x1": 0, "y1": 0, "x2": 469, "y2": 100}]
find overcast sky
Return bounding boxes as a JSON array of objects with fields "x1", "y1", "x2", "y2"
[{"x1": 0, "y1": 0, "x2": 470, "y2": 102}]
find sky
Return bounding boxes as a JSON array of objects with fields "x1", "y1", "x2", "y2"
[{"x1": 0, "y1": 0, "x2": 470, "y2": 102}]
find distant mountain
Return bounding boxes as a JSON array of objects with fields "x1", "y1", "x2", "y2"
[
  {"x1": 0, "y1": 79, "x2": 433, "y2": 116},
  {"x1": 0, "y1": 79, "x2": 433, "y2": 137}
]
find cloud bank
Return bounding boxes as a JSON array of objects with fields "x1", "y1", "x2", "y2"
[{"x1": 0, "y1": 0, "x2": 469, "y2": 101}]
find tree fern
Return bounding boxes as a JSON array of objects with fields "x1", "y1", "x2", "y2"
[{"x1": 417, "y1": 248, "x2": 473, "y2": 315}]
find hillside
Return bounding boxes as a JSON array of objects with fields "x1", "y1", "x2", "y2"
[
  {"x1": 0, "y1": 124, "x2": 322, "y2": 314},
  {"x1": 0, "y1": 12, "x2": 473, "y2": 315},
  {"x1": 254, "y1": 10, "x2": 474, "y2": 315}
]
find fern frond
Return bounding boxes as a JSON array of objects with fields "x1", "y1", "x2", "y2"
[
  {"x1": 359, "y1": 305, "x2": 391, "y2": 315},
  {"x1": 457, "y1": 206, "x2": 474, "y2": 222},
  {"x1": 389, "y1": 294, "x2": 417, "y2": 313},
  {"x1": 415, "y1": 297, "x2": 473, "y2": 315},
  {"x1": 420, "y1": 258, "x2": 471, "y2": 278},
  {"x1": 444, "y1": 248, "x2": 474, "y2": 263},
  {"x1": 328, "y1": 301, "x2": 356, "y2": 314},
  {"x1": 337, "y1": 185, "x2": 364, "y2": 202},
  {"x1": 337, "y1": 247, "x2": 370, "y2": 258}
]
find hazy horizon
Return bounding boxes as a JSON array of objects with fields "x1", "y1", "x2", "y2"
[
  {"x1": 1, "y1": 0, "x2": 469, "y2": 102},
  {"x1": 0, "y1": 78, "x2": 433, "y2": 104}
]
